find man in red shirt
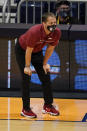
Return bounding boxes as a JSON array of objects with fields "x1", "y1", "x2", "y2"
[{"x1": 15, "y1": 12, "x2": 61, "y2": 118}]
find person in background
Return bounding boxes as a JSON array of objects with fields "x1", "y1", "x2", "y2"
[
  {"x1": 15, "y1": 12, "x2": 61, "y2": 118},
  {"x1": 55, "y1": 0, "x2": 71, "y2": 24},
  {"x1": 55, "y1": 0, "x2": 81, "y2": 24},
  {"x1": 55, "y1": 0, "x2": 79, "y2": 91}
]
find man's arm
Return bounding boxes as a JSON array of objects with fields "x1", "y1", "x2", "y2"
[
  {"x1": 43, "y1": 44, "x2": 55, "y2": 74},
  {"x1": 24, "y1": 46, "x2": 33, "y2": 76},
  {"x1": 43, "y1": 44, "x2": 55, "y2": 65},
  {"x1": 25, "y1": 46, "x2": 33, "y2": 67}
]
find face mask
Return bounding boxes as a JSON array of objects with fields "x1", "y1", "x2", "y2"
[
  {"x1": 47, "y1": 25, "x2": 56, "y2": 32},
  {"x1": 59, "y1": 10, "x2": 70, "y2": 19}
]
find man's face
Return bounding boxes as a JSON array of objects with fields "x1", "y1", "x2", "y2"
[
  {"x1": 43, "y1": 16, "x2": 57, "y2": 33},
  {"x1": 57, "y1": 4, "x2": 70, "y2": 22}
]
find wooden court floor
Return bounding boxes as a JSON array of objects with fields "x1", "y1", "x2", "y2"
[{"x1": 0, "y1": 97, "x2": 87, "y2": 131}]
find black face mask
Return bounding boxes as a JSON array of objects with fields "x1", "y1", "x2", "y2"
[
  {"x1": 47, "y1": 25, "x2": 56, "y2": 32},
  {"x1": 59, "y1": 10, "x2": 70, "y2": 19}
]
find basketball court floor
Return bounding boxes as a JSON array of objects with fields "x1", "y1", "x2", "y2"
[{"x1": 0, "y1": 97, "x2": 87, "y2": 131}]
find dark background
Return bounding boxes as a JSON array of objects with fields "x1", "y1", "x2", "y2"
[{"x1": 0, "y1": 24, "x2": 87, "y2": 98}]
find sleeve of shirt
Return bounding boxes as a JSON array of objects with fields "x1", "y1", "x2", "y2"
[{"x1": 50, "y1": 28, "x2": 61, "y2": 46}]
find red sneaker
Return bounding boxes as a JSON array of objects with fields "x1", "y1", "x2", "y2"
[
  {"x1": 42, "y1": 104, "x2": 59, "y2": 116},
  {"x1": 21, "y1": 109, "x2": 37, "y2": 118}
]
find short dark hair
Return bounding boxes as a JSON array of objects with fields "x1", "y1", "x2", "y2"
[
  {"x1": 55, "y1": 0, "x2": 70, "y2": 10},
  {"x1": 42, "y1": 12, "x2": 56, "y2": 23}
]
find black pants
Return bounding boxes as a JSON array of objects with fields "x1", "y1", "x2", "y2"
[{"x1": 15, "y1": 41, "x2": 53, "y2": 110}]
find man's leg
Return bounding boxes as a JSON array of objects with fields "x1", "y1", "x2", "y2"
[
  {"x1": 15, "y1": 41, "x2": 31, "y2": 110},
  {"x1": 31, "y1": 51, "x2": 59, "y2": 116},
  {"x1": 31, "y1": 51, "x2": 53, "y2": 105},
  {"x1": 15, "y1": 41, "x2": 37, "y2": 118}
]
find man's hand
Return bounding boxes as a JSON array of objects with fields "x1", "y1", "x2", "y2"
[
  {"x1": 43, "y1": 64, "x2": 50, "y2": 74},
  {"x1": 24, "y1": 67, "x2": 32, "y2": 76}
]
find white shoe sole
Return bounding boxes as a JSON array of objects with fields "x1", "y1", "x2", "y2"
[
  {"x1": 42, "y1": 110, "x2": 59, "y2": 116},
  {"x1": 21, "y1": 112, "x2": 36, "y2": 118}
]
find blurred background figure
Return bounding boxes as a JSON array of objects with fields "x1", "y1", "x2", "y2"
[
  {"x1": 55, "y1": 0, "x2": 71, "y2": 24},
  {"x1": 54, "y1": 0, "x2": 80, "y2": 91},
  {"x1": 55, "y1": 0, "x2": 82, "y2": 24}
]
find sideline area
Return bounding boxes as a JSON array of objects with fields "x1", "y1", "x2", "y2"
[{"x1": 0, "y1": 97, "x2": 87, "y2": 122}]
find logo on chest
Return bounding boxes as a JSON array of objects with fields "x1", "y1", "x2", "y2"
[{"x1": 36, "y1": 37, "x2": 54, "y2": 45}]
